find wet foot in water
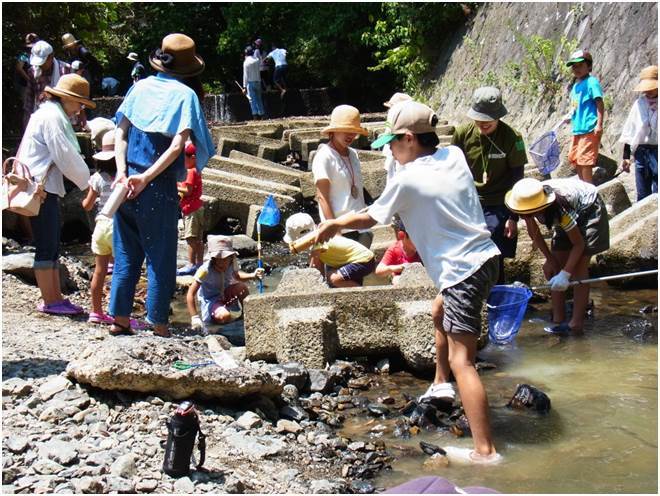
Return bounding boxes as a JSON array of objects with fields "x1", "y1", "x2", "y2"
[{"x1": 443, "y1": 446, "x2": 502, "y2": 465}]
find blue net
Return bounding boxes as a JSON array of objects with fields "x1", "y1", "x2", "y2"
[
  {"x1": 529, "y1": 130, "x2": 560, "y2": 175},
  {"x1": 486, "y1": 285, "x2": 533, "y2": 344},
  {"x1": 257, "y1": 195, "x2": 281, "y2": 226}
]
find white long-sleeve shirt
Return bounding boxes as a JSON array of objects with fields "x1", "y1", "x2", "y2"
[
  {"x1": 17, "y1": 100, "x2": 90, "y2": 197},
  {"x1": 243, "y1": 56, "x2": 260, "y2": 87}
]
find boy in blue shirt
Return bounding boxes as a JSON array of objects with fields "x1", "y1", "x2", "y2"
[{"x1": 565, "y1": 49, "x2": 605, "y2": 184}]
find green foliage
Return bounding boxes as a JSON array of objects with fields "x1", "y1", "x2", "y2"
[{"x1": 361, "y1": 3, "x2": 467, "y2": 93}]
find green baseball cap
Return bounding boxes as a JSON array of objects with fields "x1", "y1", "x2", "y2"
[
  {"x1": 566, "y1": 49, "x2": 592, "y2": 67},
  {"x1": 371, "y1": 101, "x2": 437, "y2": 149}
]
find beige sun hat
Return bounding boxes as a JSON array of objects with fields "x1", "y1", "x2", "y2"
[
  {"x1": 504, "y1": 178, "x2": 556, "y2": 215},
  {"x1": 383, "y1": 92, "x2": 412, "y2": 108},
  {"x1": 149, "y1": 33, "x2": 205, "y2": 77},
  {"x1": 634, "y1": 65, "x2": 658, "y2": 92},
  {"x1": 87, "y1": 117, "x2": 115, "y2": 149},
  {"x1": 61, "y1": 33, "x2": 79, "y2": 49},
  {"x1": 321, "y1": 105, "x2": 369, "y2": 136},
  {"x1": 206, "y1": 235, "x2": 239, "y2": 260},
  {"x1": 283, "y1": 212, "x2": 316, "y2": 243},
  {"x1": 44, "y1": 74, "x2": 96, "y2": 109},
  {"x1": 92, "y1": 130, "x2": 116, "y2": 161}
]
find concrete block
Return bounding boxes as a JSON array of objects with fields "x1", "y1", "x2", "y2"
[
  {"x1": 212, "y1": 128, "x2": 289, "y2": 162},
  {"x1": 396, "y1": 300, "x2": 435, "y2": 372},
  {"x1": 207, "y1": 155, "x2": 302, "y2": 187},
  {"x1": 596, "y1": 178, "x2": 632, "y2": 218},
  {"x1": 276, "y1": 306, "x2": 337, "y2": 368},
  {"x1": 202, "y1": 168, "x2": 302, "y2": 200}
]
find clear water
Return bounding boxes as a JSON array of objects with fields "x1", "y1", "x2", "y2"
[{"x1": 340, "y1": 286, "x2": 658, "y2": 494}]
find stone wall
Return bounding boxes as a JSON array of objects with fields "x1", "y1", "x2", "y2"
[{"x1": 426, "y1": 2, "x2": 657, "y2": 198}]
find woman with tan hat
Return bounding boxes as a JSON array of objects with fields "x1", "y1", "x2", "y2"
[
  {"x1": 108, "y1": 33, "x2": 215, "y2": 337},
  {"x1": 312, "y1": 104, "x2": 372, "y2": 248},
  {"x1": 619, "y1": 65, "x2": 658, "y2": 201},
  {"x1": 505, "y1": 177, "x2": 609, "y2": 334},
  {"x1": 17, "y1": 73, "x2": 93, "y2": 315}
]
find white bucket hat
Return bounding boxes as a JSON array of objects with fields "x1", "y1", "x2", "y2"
[
  {"x1": 283, "y1": 213, "x2": 316, "y2": 243},
  {"x1": 30, "y1": 40, "x2": 53, "y2": 66}
]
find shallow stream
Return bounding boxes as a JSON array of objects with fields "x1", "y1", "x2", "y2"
[{"x1": 70, "y1": 240, "x2": 657, "y2": 493}]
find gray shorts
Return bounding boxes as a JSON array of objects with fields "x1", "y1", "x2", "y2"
[{"x1": 441, "y1": 256, "x2": 499, "y2": 336}]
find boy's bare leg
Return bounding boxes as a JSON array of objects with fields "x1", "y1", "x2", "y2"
[
  {"x1": 447, "y1": 331, "x2": 496, "y2": 457},
  {"x1": 431, "y1": 294, "x2": 452, "y2": 384},
  {"x1": 551, "y1": 251, "x2": 569, "y2": 323},
  {"x1": 578, "y1": 165, "x2": 593, "y2": 183},
  {"x1": 328, "y1": 270, "x2": 359, "y2": 288},
  {"x1": 568, "y1": 255, "x2": 590, "y2": 330}
]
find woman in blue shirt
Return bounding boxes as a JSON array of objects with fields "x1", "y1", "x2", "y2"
[{"x1": 109, "y1": 33, "x2": 214, "y2": 337}]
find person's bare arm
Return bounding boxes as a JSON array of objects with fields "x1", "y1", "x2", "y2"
[
  {"x1": 81, "y1": 187, "x2": 97, "y2": 211},
  {"x1": 562, "y1": 227, "x2": 586, "y2": 276},
  {"x1": 114, "y1": 117, "x2": 130, "y2": 185},
  {"x1": 594, "y1": 98, "x2": 605, "y2": 136},
  {"x1": 186, "y1": 280, "x2": 200, "y2": 317},
  {"x1": 315, "y1": 212, "x2": 377, "y2": 244},
  {"x1": 315, "y1": 179, "x2": 335, "y2": 220}
]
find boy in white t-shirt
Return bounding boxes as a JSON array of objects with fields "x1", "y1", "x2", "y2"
[{"x1": 315, "y1": 101, "x2": 502, "y2": 464}]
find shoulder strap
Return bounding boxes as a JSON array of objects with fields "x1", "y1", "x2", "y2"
[{"x1": 196, "y1": 424, "x2": 206, "y2": 469}]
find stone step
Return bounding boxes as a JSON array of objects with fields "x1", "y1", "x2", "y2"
[
  {"x1": 200, "y1": 181, "x2": 297, "y2": 233},
  {"x1": 596, "y1": 178, "x2": 632, "y2": 218},
  {"x1": 202, "y1": 168, "x2": 302, "y2": 200},
  {"x1": 212, "y1": 128, "x2": 289, "y2": 162},
  {"x1": 206, "y1": 155, "x2": 302, "y2": 188}
]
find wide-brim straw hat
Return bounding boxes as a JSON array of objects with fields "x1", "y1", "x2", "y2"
[
  {"x1": 504, "y1": 178, "x2": 556, "y2": 214},
  {"x1": 321, "y1": 105, "x2": 369, "y2": 136},
  {"x1": 149, "y1": 33, "x2": 205, "y2": 77},
  {"x1": 206, "y1": 235, "x2": 238, "y2": 260},
  {"x1": 44, "y1": 74, "x2": 96, "y2": 109},
  {"x1": 62, "y1": 33, "x2": 79, "y2": 49},
  {"x1": 634, "y1": 65, "x2": 658, "y2": 92}
]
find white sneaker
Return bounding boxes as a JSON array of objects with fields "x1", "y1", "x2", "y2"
[
  {"x1": 443, "y1": 446, "x2": 503, "y2": 465},
  {"x1": 418, "y1": 382, "x2": 456, "y2": 402}
]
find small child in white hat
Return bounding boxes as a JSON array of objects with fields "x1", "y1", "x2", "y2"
[{"x1": 284, "y1": 212, "x2": 376, "y2": 287}]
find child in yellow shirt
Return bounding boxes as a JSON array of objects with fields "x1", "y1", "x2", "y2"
[{"x1": 284, "y1": 213, "x2": 375, "y2": 287}]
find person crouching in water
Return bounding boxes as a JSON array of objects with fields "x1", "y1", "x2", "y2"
[
  {"x1": 187, "y1": 235, "x2": 264, "y2": 331},
  {"x1": 505, "y1": 177, "x2": 609, "y2": 333},
  {"x1": 374, "y1": 220, "x2": 422, "y2": 284},
  {"x1": 285, "y1": 212, "x2": 376, "y2": 287}
]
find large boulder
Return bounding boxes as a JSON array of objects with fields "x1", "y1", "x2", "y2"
[{"x1": 66, "y1": 336, "x2": 282, "y2": 400}]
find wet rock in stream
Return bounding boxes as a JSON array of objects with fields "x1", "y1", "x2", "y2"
[{"x1": 507, "y1": 384, "x2": 552, "y2": 414}]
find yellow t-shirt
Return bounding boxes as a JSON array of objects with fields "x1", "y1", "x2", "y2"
[{"x1": 315, "y1": 236, "x2": 374, "y2": 268}]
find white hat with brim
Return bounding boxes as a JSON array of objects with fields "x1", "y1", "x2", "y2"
[
  {"x1": 87, "y1": 117, "x2": 116, "y2": 148},
  {"x1": 127, "y1": 52, "x2": 139, "y2": 62},
  {"x1": 283, "y1": 212, "x2": 316, "y2": 243},
  {"x1": 206, "y1": 234, "x2": 238, "y2": 260},
  {"x1": 93, "y1": 129, "x2": 116, "y2": 161},
  {"x1": 504, "y1": 178, "x2": 556, "y2": 214}
]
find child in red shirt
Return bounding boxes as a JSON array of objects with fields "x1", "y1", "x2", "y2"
[
  {"x1": 375, "y1": 221, "x2": 422, "y2": 283},
  {"x1": 176, "y1": 142, "x2": 205, "y2": 276}
]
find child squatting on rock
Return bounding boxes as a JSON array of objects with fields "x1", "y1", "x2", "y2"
[
  {"x1": 285, "y1": 212, "x2": 376, "y2": 288},
  {"x1": 187, "y1": 235, "x2": 264, "y2": 331},
  {"x1": 315, "y1": 100, "x2": 502, "y2": 464}
]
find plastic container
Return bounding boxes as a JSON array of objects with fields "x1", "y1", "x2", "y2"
[
  {"x1": 486, "y1": 284, "x2": 533, "y2": 344},
  {"x1": 529, "y1": 130, "x2": 561, "y2": 175},
  {"x1": 99, "y1": 182, "x2": 128, "y2": 218}
]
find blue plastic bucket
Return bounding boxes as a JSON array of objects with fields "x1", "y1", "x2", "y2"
[
  {"x1": 529, "y1": 130, "x2": 560, "y2": 175},
  {"x1": 486, "y1": 285, "x2": 533, "y2": 344}
]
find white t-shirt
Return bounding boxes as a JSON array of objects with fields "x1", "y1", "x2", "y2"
[
  {"x1": 89, "y1": 171, "x2": 113, "y2": 212},
  {"x1": 312, "y1": 144, "x2": 367, "y2": 232},
  {"x1": 267, "y1": 48, "x2": 287, "y2": 67},
  {"x1": 243, "y1": 55, "x2": 260, "y2": 86},
  {"x1": 382, "y1": 144, "x2": 402, "y2": 184},
  {"x1": 368, "y1": 146, "x2": 500, "y2": 291}
]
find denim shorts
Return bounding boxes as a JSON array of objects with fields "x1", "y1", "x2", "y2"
[
  {"x1": 441, "y1": 256, "x2": 499, "y2": 336},
  {"x1": 30, "y1": 192, "x2": 60, "y2": 269},
  {"x1": 337, "y1": 257, "x2": 376, "y2": 285}
]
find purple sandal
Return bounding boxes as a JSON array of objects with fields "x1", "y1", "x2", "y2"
[{"x1": 37, "y1": 300, "x2": 83, "y2": 316}]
